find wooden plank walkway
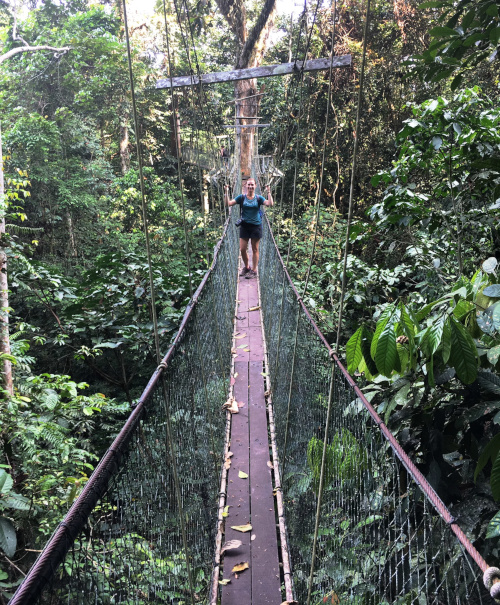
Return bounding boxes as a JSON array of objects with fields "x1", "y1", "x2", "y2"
[{"x1": 220, "y1": 255, "x2": 282, "y2": 605}]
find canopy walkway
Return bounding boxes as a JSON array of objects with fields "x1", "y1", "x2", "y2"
[{"x1": 9, "y1": 203, "x2": 500, "y2": 604}]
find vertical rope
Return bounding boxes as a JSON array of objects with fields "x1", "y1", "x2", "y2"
[
  {"x1": 335, "y1": 0, "x2": 371, "y2": 351},
  {"x1": 122, "y1": 0, "x2": 161, "y2": 363}
]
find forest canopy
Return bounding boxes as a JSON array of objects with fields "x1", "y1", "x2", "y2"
[{"x1": 0, "y1": 0, "x2": 499, "y2": 600}]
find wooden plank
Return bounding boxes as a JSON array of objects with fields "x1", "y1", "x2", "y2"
[
  {"x1": 248, "y1": 361, "x2": 281, "y2": 604},
  {"x1": 156, "y1": 55, "x2": 352, "y2": 89},
  {"x1": 221, "y1": 360, "x2": 251, "y2": 603},
  {"x1": 223, "y1": 124, "x2": 270, "y2": 129}
]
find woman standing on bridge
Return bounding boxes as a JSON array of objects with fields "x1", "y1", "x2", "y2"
[{"x1": 225, "y1": 179, "x2": 273, "y2": 279}]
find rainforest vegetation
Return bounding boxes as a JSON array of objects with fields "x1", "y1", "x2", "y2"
[{"x1": 0, "y1": 0, "x2": 499, "y2": 600}]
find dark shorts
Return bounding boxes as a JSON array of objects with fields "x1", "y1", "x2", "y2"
[{"x1": 239, "y1": 221, "x2": 262, "y2": 241}]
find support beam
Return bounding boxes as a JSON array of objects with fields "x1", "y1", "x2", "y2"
[{"x1": 156, "y1": 55, "x2": 351, "y2": 89}]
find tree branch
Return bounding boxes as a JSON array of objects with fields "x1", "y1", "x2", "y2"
[
  {"x1": 0, "y1": 44, "x2": 71, "y2": 65},
  {"x1": 214, "y1": 0, "x2": 247, "y2": 47},
  {"x1": 237, "y1": 0, "x2": 276, "y2": 68}
]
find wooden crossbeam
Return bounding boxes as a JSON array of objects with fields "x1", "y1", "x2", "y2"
[{"x1": 156, "y1": 55, "x2": 351, "y2": 89}]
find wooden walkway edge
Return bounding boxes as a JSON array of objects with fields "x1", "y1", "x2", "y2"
[{"x1": 219, "y1": 258, "x2": 282, "y2": 605}]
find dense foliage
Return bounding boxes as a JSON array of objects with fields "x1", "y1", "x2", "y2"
[{"x1": 0, "y1": 0, "x2": 499, "y2": 600}]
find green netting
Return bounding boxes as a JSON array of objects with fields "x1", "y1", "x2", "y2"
[
  {"x1": 11, "y1": 216, "x2": 238, "y2": 605},
  {"x1": 259, "y1": 216, "x2": 492, "y2": 605}
]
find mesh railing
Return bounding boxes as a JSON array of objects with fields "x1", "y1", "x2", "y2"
[
  {"x1": 10, "y1": 213, "x2": 239, "y2": 605},
  {"x1": 259, "y1": 215, "x2": 495, "y2": 605}
]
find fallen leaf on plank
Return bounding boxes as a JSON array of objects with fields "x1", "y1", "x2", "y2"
[
  {"x1": 261, "y1": 372, "x2": 269, "y2": 376},
  {"x1": 249, "y1": 305, "x2": 260, "y2": 311},
  {"x1": 237, "y1": 344, "x2": 248, "y2": 349},
  {"x1": 243, "y1": 348, "x2": 251, "y2": 352},
  {"x1": 227, "y1": 451, "x2": 234, "y2": 457},
  {"x1": 234, "y1": 372, "x2": 239, "y2": 378},
  {"x1": 231, "y1": 348, "x2": 237, "y2": 354},
  {"x1": 232, "y1": 562, "x2": 249, "y2": 573},
  {"x1": 222, "y1": 397, "x2": 239, "y2": 414},
  {"x1": 251, "y1": 534, "x2": 256, "y2": 541},
  {"x1": 234, "y1": 333, "x2": 247, "y2": 339},
  {"x1": 280, "y1": 601, "x2": 299, "y2": 605},
  {"x1": 231, "y1": 523, "x2": 252, "y2": 532},
  {"x1": 238, "y1": 470, "x2": 248, "y2": 479},
  {"x1": 223, "y1": 505, "x2": 231, "y2": 517},
  {"x1": 237, "y1": 401, "x2": 245, "y2": 408},
  {"x1": 221, "y1": 539, "x2": 242, "y2": 554},
  {"x1": 219, "y1": 579, "x2": 231, "y2": 585},
  {"x1": 267, "y1": 461, "x2": 273, "y2": 469},
  {"x1": 224, "y1": 459, "x2": 231, "y2": 470}
]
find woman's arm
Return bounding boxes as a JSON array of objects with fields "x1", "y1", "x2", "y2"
[
  {"x1": 224, "y1": 185, "x2": 237, "y2": 206},
  {"x1": 263, "y1": 184, "x2": 274, "y2": 206}
]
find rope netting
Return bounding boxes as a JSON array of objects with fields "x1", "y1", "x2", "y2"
[
  {"x1": 9, "y1": 215, "x2": 238, "y2": 605},
  {"x1": 259, "y1": 215, "x2": 496, "y2": 605}
]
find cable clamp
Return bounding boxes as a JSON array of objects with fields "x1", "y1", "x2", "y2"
[
  {"x1": 484, "y1": 567, "x2": 500, "y2": 602},
  {"x1": 157, "y1": 361, "x2": 168, "y2": 371},
  {"x1": 446, "y1": 515, "x2": 457, "y2": 525}
]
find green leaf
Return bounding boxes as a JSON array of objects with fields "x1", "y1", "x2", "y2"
[
  {"x1": 94, "y1": 342, "x2": 121, "y2": 349},
  {"x1": 0, "y1": 470, "x2": 13, "y2": 496},
  {"x1": 478, "y1": 370, "x2": 500, "y2": 395},
  {"x1": 429, "y1": 316, "x2": 446, "y2": 355},
  {"x1": 474, "y1": 432, "x2": 500, "y2": 481},
  {"x1": 487, "y1": 345, "x2": 500, "y2": 366},
  {"x1": 346, "y1": 327, "x2": 364, "y2": 373},
  {"x1": 448, "y1": 317, "x2": 478, "y2": 384},
  {"x1": 375, "y1": 322, "x2": 398, "y2": 376},
  {"x1": 490, "y1": 27, "x2": 500, "y2": 44},
  {"x1": 3, "y1": 493, "x2": 30, "y2": 511},
  {"x1": 0, "y1": 516, "x2": 16, "y2": 558},
  {"x1": 491, "y1": 453, "x2": 500, "y2": 501},
  {"x1": 371, "y1": 305, "x2": 395, "y2": 359},
  {"x1": 486, "y1": 510, "x2": 500, "y2": 538},
  {"x1": 429, "y1": 26, "x2": 460, "y2": 37},
  {"x1": 418, "y1": 0, "x2": 447, "y2": 7},
  {"x1": 360, "y1": 329, "x2": 378, "y2": 376},
  {"x1": 441, "y1": 319, "x2": 451, "y2": 363}
]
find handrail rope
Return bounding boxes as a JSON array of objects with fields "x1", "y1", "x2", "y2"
[
  {"x1": 263, "y1": 211, "x2": 497, "y2": 599},
  {"x1": 122, "y1": 0, "x2": 161, "y2": 364},
  {"x1": 334, "y1": 0, "x2": 369, "y2": 352},
  {"x1": 280, "y1": 3, "x2": 338, "y2": 480}
]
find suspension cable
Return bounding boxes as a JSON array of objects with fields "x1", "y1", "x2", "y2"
[
  {"x1": 122, "y1": 0, "x2": 161, "y2": 364},
  {"x1": 335, "y1": 0, "x2": 371, "y2": 352},
  {"x1": 307, "y1": 2, "x2": 371, "y2": 602}
]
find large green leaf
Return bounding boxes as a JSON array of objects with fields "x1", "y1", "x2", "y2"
[
  {"x1": 448, "y1": 317, "x2": 478, "y2": 384},
  {"x1": 441, "y1": 319, "x2": 451, "y2": 363},
  {"x1": 375, "y1": 322, "x2": 398, "y2": 376},
  {"x1": 0, "y1": 516, "x2": 16, "y2": 558},
  {"x1": 474, "y1": 432, "x2": 500, "y2": 481},
  {"x1": 0, "y1": 470, "x2": 13, "y2": 496},
  {"x1": 429, "y1": 315, "x2": 446, "y2": 355},
  {"x1": 360, "y1": 329, "x2": 378, "y2": 376},
  {"x1": 3, "y1": 493, "x2": 30, "y2": 511},
  {"x1": 371, "y1": 305, "x2": 395, "y2": 359},
  {"x1": 478, "y1": 370, "x2": 500, "y2": 395},
  {"x1": 491, "y1": 452, "x2": 500, "y2": 501},
  {"x1": 346, "y1": 326, "x2": 364, "y2": 373},
  {"x1": 486, "y1": 510, "x2": 500, "y2": 538}
]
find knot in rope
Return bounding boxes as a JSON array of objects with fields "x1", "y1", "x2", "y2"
[
  {"x1": 484, "y1": 567, "x2": 500, "y2": 602},
  {"x1": 157, "y1": 360, "x2": 168, "y2": 371}
]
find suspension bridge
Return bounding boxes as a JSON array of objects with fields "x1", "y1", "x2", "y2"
[{"x1": 8, "y1": 0, "x2": 500, "y2": 603}]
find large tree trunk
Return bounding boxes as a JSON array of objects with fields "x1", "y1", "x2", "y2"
[
  {"x1": 236, "y1": 78, "x2": 258, "y2": 180},
  {"x1": 215, "y1": 0, "x2": 276, "y2": 183},
  {"x1": 0, "y1": 123, "x2": 13, "y2": 398},
  {"x1": 120, "y1": 109, "x2": 130, "y2": 174}
]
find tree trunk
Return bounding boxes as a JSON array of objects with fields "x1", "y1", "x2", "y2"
[
  {"x1": 120, "y1": 110, "x2": 130, "y2": 174},
  {"x1": 66, "y1": 211, "x2": 77, "y2": 258},
  {"x1": 0, "y1": 123, "x2": 13, "y2": 398},
  {"x1": 236, "y1": 78, "x2": 259, "y2": 180}
]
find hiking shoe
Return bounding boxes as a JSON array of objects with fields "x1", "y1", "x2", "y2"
[
  {"x1": 239, "y1": 267, "x2": 250, "y2": 277},
  {"x1": 245, "y1": 270, "x2": 257, "y2": 279}
]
